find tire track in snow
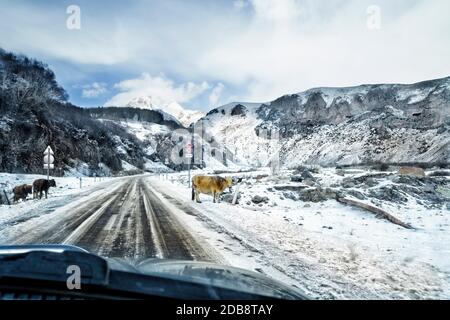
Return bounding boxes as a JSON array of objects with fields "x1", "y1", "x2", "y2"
[
  {"x1": 2, "y1": 179, "x2": 128, "y2": 245},
  {"x1": 4, "y1": 175, "x2": 217, "y2": 263},
  {"x1": 142, "y1": 182, "x2": 216, "y2": 262}
]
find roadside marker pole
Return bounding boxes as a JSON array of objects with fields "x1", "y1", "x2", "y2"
[
  {"x1": 232, "y1": 183, "x2": 241, "y2": 205},
  {"x1": 3, "y1": 190, "x2": 10, "y2": 206},
  {"x1": 47, "y1": 152, "x2": 50, "y2": 181},
  {"x1": 186, "y1": 141, "x2": 193, "y2": 188}
]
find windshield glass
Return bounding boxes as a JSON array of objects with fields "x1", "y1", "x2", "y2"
[{"x1": 0, "y1": 0, "x2": 449, "y2": 301}]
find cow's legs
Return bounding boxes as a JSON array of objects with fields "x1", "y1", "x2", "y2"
[
  {"x1": 45, "y1": 190, "x2": 48, "y2": 199},
  {"x1": 213, "y1": 191, "x2": 216, "y2": 203},
  {"x1": 195, "y1": 190, "x2": 202, "y2": 203}
]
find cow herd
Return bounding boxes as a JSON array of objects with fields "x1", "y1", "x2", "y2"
[
  {"x1": 10, "y1": 174, "x2": 242, "y2": 204},
  {"x1": 12, "y1": 179, "x2": 56, "y2": 203}
]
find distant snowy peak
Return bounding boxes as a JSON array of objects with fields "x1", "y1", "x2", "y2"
[
  {"x1": 125, "y1": 96, "x2": 158, "y2": 109},
  {"x1": 165, "y1": 102, "x2": 205, "y2": 128},
  {"x1": 123, "y1": 96, "x2": 204, "y2": 127}
]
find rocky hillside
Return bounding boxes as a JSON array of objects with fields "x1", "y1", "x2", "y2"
[
  {"x1": 198, "y1": 78, "x2": 450, "y2": 168},
  {"x1": 0, "y1": 49, "x2": 155, "y2": 175}
]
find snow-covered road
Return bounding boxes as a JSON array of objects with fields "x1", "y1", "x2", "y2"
[
  {"x1": 0, "y1": 175, "x2": 215, "y2": 262},
  {"x1": 0, "y1": 172, "x2": 448, "y2": 300}
]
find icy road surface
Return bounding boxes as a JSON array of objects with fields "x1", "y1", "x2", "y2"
[
  {"x1": 0, "y1": 175, "x2": 217, "y2": 262},
  {"x1": 0, "y1": 172, "x2": 448, "y2": 299}
]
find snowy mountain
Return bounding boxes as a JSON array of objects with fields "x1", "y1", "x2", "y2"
[
  {"x1": 197, "y1": 77, "x2": 450, "y2": 168},
  {"x1": 121, "y1": 96, "x2": 204, "y2": 127},
  {"x1": 164, "y1": 102, "x2": 205, "y2": 128},
  {"x1": 0, "y1": 49, "x2": 169, "y2": 175},
  {"x1": 2, "y1": 48, "x2": 448, "y2": 175}
]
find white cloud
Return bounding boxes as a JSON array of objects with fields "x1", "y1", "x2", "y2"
[
  {"x1": 105, "y1": 73, "x2": 209, "y2": 107},
  {"x1": 81, "y1": 82, "x2": 107, "y2": 98},
  {"x1": 196, "y1": 0, "x2": 450, "y2": 102},
  {"x1": 249, "y1": 0, "x2": 303, "y2": 21},
  {"x1": 2, "y1": 0, "x2": 449, "y2": 108},
  {"x1": 208, "y1": 83, "x2": 225, "y2": 107},
  {"x1": 233, "y1": 0, "x2": 248, "y2": 10}
]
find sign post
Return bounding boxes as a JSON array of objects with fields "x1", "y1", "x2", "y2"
[
  {"x1": 186, "y1": 143, "x2": 193, "y2": 188},
  {"x1": 164, "y1": 158, "x2": 169, "y2": 180},
  {"x1": 43, "y1": 146, "x2": 55, "y2": 181}
]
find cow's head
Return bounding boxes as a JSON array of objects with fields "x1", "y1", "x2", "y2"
[
  {"x1": 232, "y1": 176, "x2": 243, "y2": 185},
  {"x1": 49, "y1": 179, "x2": 56, "y2": 187},
  {"x1": 225, "y1": 177, "x2": 233, "y2": 188}
]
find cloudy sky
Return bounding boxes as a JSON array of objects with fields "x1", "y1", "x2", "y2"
[{"x1": 1, "y1": 0, "x2": 449, "y2": 111}]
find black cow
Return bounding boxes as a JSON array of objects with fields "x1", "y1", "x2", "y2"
[
  {"x1": 12, "y1": 184, "x2": 33, "y2": 202},
  {"x1": 32, "y1": 179, "x2": 56, "y2": 199}
]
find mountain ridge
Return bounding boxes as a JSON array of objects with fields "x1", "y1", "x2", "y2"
[
  {"x1": 197, "y1": 76, "x2": 450, "y2": 168},
  {"x1": 1, "y1": 48, "x2": 448, "y2": 174}
]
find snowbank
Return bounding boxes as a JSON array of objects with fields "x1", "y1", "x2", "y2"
[{"x1": 149, "y1": 167, "x2": 450, "y2": 299}]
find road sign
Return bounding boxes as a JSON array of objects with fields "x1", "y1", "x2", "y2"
[
  {"x1": 44, "y1": 145, "x2": 55, "y2": 180},
  {"x1": 44, "y1": 146, "x2": 54, "y2": 156},
  {"x1": 43, "y1": 154, "x2": 55, "y2": 164},
  {"x1": 185, "y1": 143, "x2": 193, "y2": 158}
]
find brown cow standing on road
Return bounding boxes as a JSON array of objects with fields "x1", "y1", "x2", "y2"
[
  {"x1": 33, "y1": 179, "x2": 56, "y2": 199},
  {"x1": 12, "y1": 184, "x2": 33, "y2": 203},
  {"x1": 191, "y1": 175, "x2": 241, "y2": 203}
]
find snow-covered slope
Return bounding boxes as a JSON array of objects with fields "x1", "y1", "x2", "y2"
[
  {"x1": 98, "y1": 119, "x2": 173, "y2": 173},
  {"x1": 120, "y1": 97, "x2": 204, "y2": 127},
  {"x1": 165, "y1": 102, "x2": 205, "y2": 128},
  {"x1": 200, "y1": 102, "x2": 270, "y2": 167},
  {"x1": 0, "y1": 50, "x2": 149, "y2": 175},
  {"x1": 196, "y1": 77, "x2": 450, "y2": 168}
]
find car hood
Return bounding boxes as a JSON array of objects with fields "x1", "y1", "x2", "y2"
[
  {"x1": 107, "y1": 258, "x2": 306, "y2": 300},
  {"x1": 0, "y1": 245, "x2": 306, "y2": 299}
]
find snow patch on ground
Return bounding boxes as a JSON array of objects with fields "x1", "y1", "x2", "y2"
[
  {"x1": 118, "y1": 120, "x2": 171, "y2": 142},
  {"x1": 143, "y1": 159, "x2": 171, "y2": 173},
  {"x1": 150, "y1": 168, "x2": 450, "y2": 299},
  {"x1": 0, "y1": 173, "x2": 115, "y2": 235}
]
